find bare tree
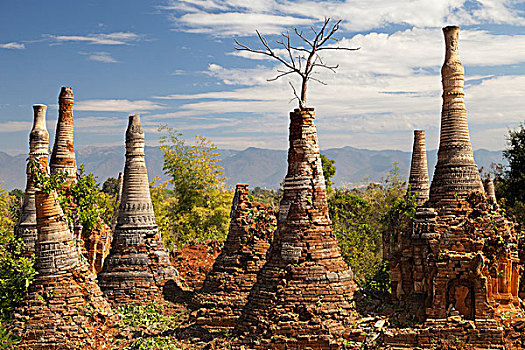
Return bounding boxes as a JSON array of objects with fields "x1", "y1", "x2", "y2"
[{"x1": 234, "y1": 18, "x2": 359, "y2": 110}]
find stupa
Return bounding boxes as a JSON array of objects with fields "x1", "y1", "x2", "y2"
[
  {"x1": 237, "y1": 108, "x2": 358, "y2": 349},
  {"x1": 98, "y1": 114, "x2": 179, "y2": 305},
  {"x1": 385, "y1": 26, "x2": 522, "y2": 348},
  {"x1": 15, "y1": 105, "x2": 49, "y2": 254},
  {"x1": 192, "y1": 183, "x2": 276, "y2": 331},
  {"x1": 50, "y1": 87, "x2": 77, "y2": 184},
  {"x1": 408, "y1": 130, "x2": 430, "y2": 205},
  {"x1": 10, "y1": 178, "x2": 116, "y2": 348}
]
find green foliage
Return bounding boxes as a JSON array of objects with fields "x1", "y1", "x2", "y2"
[
  {"x1": 0, "y1": 232, "x2": 37, "y2": 322},
  {"x1": 0, "y1": 185, "x2": 17, "y2": 234},
  {"x1": 102, "y1": 177, "x2": 119, "y2": 196},
  {"x1": 491, "y1": 124, "x2": 525, "y2": 224},
  {"x1": 69, "y1": 165, "x2": 116, "y2": 230},
  {"x1": 118, "y1": 303, "x2": 181, "y2": 332},
  {"x1": 329, "y1": 189, "x2": 382, "y2": 285},
  {"x1": 155, "y1": 126, "x2": 233, "y2": 249},
  {"x1": 27, "y1": 158, "x2": 66, "y2": 194},
  {"x1": 124, "y1": 336, "x2": 180, "y2": 350},
  {"x1": 0, "y1": 323, "x2": 21, "y2": 350},
  {"x1": 7, "y1": 189, "x2": 23, "y2": 226},
  {"x1": 328, "y1": 164, "x2": 410, "y2": 292},
  {"x1": 117, "y1": 303, "x2": 184, "y2": 350},
  {"x1": 0, "y1": 183, "x2": 37, "y2": 322},
  {"x1": 29, "y1": 161, "x2": 116, "y2": 230},
  {"x1": 320, "y1": 154, "x2": 336, "y2": 189},
  {"x1": 249, "y1": 187, "x2": 282, "y2": 210}
]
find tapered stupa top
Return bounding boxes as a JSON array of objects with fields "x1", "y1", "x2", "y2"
[
  {"x1": 59, "y1": 86, "x2": 74, "y2": 101},
  {"x1": 50, "y1": 86, "x2": 77, "y2": 183},
  {"x1": 118, "y1": 114, "x2": 153, "y2": 219},
  {"x1": 30, "y1": 104, "x2": 49, "y2": 164},
  {"x1": 408, "y1": 130, "x2": 429, "y2": 205},
  {"x1": 428, "y1": 26, "x2": 484, "y2": 206},
  {"x1": 16, "y1": 105, "x2": 50, "y2": 252}
]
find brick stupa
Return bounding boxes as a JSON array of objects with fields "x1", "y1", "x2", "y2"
[
  {"x1": 10, "y1": 185, "x2": 116, "y2": 349},
  {"x1": 408, "y1": 130, "x2": 430, "y2": 205},
  {"x1": 192, "y1": 183, "x2": 276, "y2": 331},
  {"x1": 385, "y1": 26, "x2": 522, "y2": 348},
  {"x1": 15, "y1": 105, "x2": 49, "y2": 254},
  {"x1": 98, "y1": 114, "x2": 179, "y2": 305},
  {"x1": 237, "y1": 108, "x2": 357, "y2": 349},
  {"x1": 50, "y1": 87, "x2": 77, "y2": 184},
  {"x1": 428, "y1": 27, "x2": 484, "y2": 207}
]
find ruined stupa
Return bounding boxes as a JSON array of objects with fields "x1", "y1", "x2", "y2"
[
  {"x1": 408, "y1": 130, "x2": 430, "y2": 205},
  {"x1": 385, "y1": 26, "x2": 522, "y2": 348},
  {"x1": 192, "y1": 183, "x2": 276, "y2": 331},
  {"x1": 98, "y1": 114, "x2": 179, "y2": 305},
  {"x1": 15, "y1": 105, "x2": 49, "y2": 254},
  {"x1": 10, "y1": 184, "x2": 116, "y2": 349},
  {"x1": 50, "y1": 87, "x2": 77, "y2": 184},
  {"x1": 237, "y1": 108, "x2": 357, "y2": 349}
]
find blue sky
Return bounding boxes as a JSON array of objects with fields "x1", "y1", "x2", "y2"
[{"x1": 1, "y1": 0, "x2": 524, "y2": 155}]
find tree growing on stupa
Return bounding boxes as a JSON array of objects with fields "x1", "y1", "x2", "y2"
[{"x1": 234, "y1": 17, "x2": 359, "y2": 109}]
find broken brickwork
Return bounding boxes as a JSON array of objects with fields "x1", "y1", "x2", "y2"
[
  {"x1": 81, "y1": 219, "x2": 112, "y2": 274},
  {"x1": 192, "y1": 183, "x2": 276, "y2": 331},
  {"x1": 388, "y1": 27, "x2": 522, "y2": 345},
  {"x1": 408, "y1": 130, "x2": 430, "y2": 205},
  {"x1": 15, "y1": 105, "x2": 49, "y2": 254},
  {"x1": 10, "y1": 189, "x2": 117, "y2": 349},
  {"x1": 98, "y1": 114, "x2": 179, "y2": 305},
  {"x1": 236, "y1": 108, "x2": 358, "y2": 349}
]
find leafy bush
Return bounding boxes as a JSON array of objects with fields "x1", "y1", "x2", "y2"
[
  {"x1": 328, "y1": 164, "x2": 412, "y2": 293},
  {"x1": 154, "y1": 127, "x2": 233, "y2": 249},
  {"x1": 0, "y1": 183, "x2": 37, "y2": 322}
]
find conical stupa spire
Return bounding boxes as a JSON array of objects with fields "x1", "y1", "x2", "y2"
[
  {"x1": 50, "y1": 86, "x2": 77, "y2": 184},
  {"x1": 429, "y1": 26, "x2": 484, "y2": 206},
  {"x1": 237, "y1": 108, "x2": 357, "y2": 348},
  {"x1": 98, "y1": 115, "x2": 179, "y2": 305},
  {"x1": 15, "y1": 105, "x2": 49, "y2": 253},
  {"x1": 408, "y1": 130, "x2": 430, "y2": 205}
]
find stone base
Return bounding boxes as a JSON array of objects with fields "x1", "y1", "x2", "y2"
[{"x1": 10, "y1": 264, "x2": 117, "y2": 349}]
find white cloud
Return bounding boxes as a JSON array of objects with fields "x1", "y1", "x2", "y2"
[
  {"x1": 152, "y1": 26, "x2": 525, "y2": 151},
  {"x1": 79, "y1": 51, "x2": 118, "y2": 63},
  {"x1": 162, "y1": 0, "x2": 525, "y2": 37},
  {"x1": 46, "y1": 32, "x2": 141, "y2": 45},
  {"x1": 0, "y1": 121, "x2": 32, "y2": 132},
  {"x1": 75, "y1": 99, "x2": 165, "y2": 112},
  {"x1": 0, "y1": 42, "x2": 25, "y2": 49}
]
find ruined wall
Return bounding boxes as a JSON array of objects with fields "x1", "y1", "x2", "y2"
[
  {"x1": 192, "y1": 183, "x2": 276, "y2": 331},
  {"x1": 98, "y1": 114, "x2": 179, "y2": 305},
  {"x1": 15, "y1": 105, "x2": 49, "y2": 254},
  {"x1": 236, "y1": 108, "x2": 357, "y2": 349}
]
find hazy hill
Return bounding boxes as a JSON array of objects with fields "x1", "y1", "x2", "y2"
[{"x1": 0, "y1": 146, "x2": 504, "y2": 190}]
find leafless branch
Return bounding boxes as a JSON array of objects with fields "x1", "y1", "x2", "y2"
[{"x1": 234, "y1": 17, "x2": 359, "y2": 109}]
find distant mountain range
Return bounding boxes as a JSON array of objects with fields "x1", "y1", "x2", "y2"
[{"x1": 0, "y1": 146, "x2": 504, "y2": 190}]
